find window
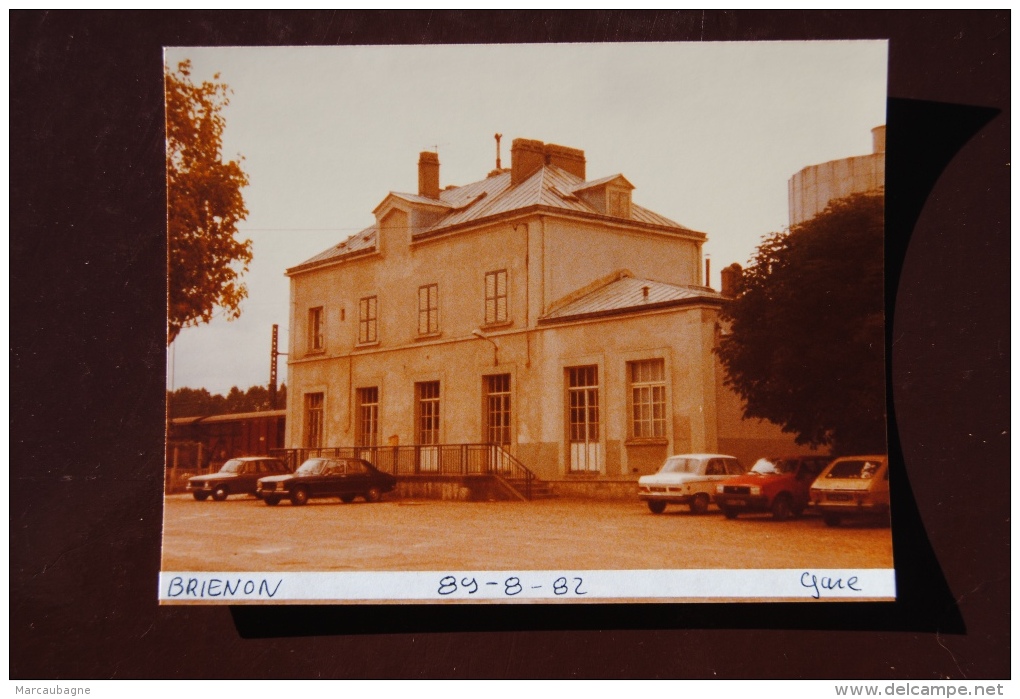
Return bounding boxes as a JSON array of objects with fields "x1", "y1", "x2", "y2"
[
  {"x1": 485, "y1": 270, "x2": 507, "y2": 324},
  {"x1": 608, "y1": 189, "x2": 631, "y2": 218},
  {"x1": 418, "y1": 284, "x2": 439, "y2": 335},
  {"x1": 358, "y1": 296, "x2": 377, "y2": 344},
  {"x1": 484, "y1": 374, "x2": 512, "y2": 445},
  {"x1": 566, "y1": 366, "x2": 600, "y2": 472},
  {"x1": 567, "y1": 366, "x2": 599, "y2": 443},
  {"x1": 415, "y1": 381, "x2": 440, "y2": 445},
  {"x1": 304, "y1": 393, "x2": 324, "y2": 448},
  {"x1": 628, "y1": 359, "x2": 666, "y2": 438},
  {"x1": 356, "y1": 387, "x2": 379, "y2": 447},
  {"x1": 308, "y1": 307, "x2": 324, "y2": 352}
]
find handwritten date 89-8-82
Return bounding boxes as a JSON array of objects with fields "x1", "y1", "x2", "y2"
[{"x1": 438, "y1": 575, "x2": 586, "y2": 597}]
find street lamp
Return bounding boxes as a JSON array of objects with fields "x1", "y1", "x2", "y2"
[{"x1": 472, "y1": 329, "x2": 499, "y2": 366}]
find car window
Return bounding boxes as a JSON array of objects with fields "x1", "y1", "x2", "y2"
[
  {"x1": 825, "y1": 459, "x2": 883, "y2": 479},
  {"x1": 750, "y1": 458, "x2": 782, "y2": 475},
  {"x1": 660, "y1": 457, "x2": 697, "y2": 474},
  {"x1": 347, "y1": 460, "x2": 367, "y2": 474},
  {"x1": 725, "y1": 459, "x2": 744, "y2": 475},
  {"x1": 706, "y1": 459, "x2": 726, "y2": 476},
  {"x1": 295, "y1": 459, "x2": 328, "y2": 476}
]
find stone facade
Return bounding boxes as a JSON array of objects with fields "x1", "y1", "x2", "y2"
[{"x1": 285, "y1": 138, "x2": 807, "y2": 480}]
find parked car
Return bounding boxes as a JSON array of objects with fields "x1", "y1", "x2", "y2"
[
  {"x1": 256, "y1": 457, "x2": 397, "y2": 506},
  {"x1": 637, "y1": 453, "x2": 745, "y2": 514},
  {"x1": 714, "y1": 455, "x2": 831, "y2": 521},
  {"x1": 187, "y1": 456, "x2": 290, "y2": 501},
  {"x1": 809, "y1": 455, "x2": 890, "y2": 527}
]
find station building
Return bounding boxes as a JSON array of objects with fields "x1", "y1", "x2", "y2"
[{"x1": 283, "y1": 137, "x2": 800, "y2": 484}]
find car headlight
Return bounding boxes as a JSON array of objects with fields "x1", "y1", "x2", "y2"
[
  {"x1": 715, "y1": 484, "x2": 724, "y2": 494},
  {"x1": 749, "y1": 486, "x2": 761, "y2": 496}
]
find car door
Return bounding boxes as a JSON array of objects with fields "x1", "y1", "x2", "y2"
[
  {"x1": 329, "y1": 460, "x2": 352, "y2": 497},
  {"x1": 329, "y1": 459, "x2": 350, "y2": 497},
  {"x1": 309, "y1": 459, "x2": 336, "y2": 497},
  {"x1": 345, "y1": 459, "x2": 371, "y2": 495},
  {"x1": 237, "y1": 462, "x2": 257, "y2": 493}
]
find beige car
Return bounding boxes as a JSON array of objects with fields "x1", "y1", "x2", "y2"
[
  {"x1": 809, "y1": 455, "x2": 889, "y2": 527},
  {"x1": 638, "y1": 453, "x2": 745, "y2": 514}
]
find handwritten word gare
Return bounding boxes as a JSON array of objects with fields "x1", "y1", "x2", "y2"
[
  {"x1": 800, "y1": 571, "x2": 861, "y2": 599},
  {"x1": 166, "y1": 576, "x2": 282, "y2": 599}
]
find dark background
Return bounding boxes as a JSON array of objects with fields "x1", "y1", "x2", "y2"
[{"x1": 11, "y1": 11, "x2": 1009, "y2": 678}]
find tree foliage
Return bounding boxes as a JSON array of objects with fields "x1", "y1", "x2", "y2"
[
  {"x1": 716, "y1": 193, "x2": 886, "y2": 455},
  {"x1": 167, "y1": 384, "x2": 287, "y2": 418},
  {"x1": 166, "y1": 60, "x2": 252, "y2": 345}
]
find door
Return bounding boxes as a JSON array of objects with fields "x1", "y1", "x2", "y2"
[
  {"x1": 567, "y1": 366, "x2": 601, "y2": 473},
  {"x1": 415, "y1": 381, "x2": 440, "y2": 472}
]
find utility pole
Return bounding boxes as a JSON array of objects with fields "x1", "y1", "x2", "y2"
[{"x1": 269, "y1": 324, "x2": 287, "y2": 409}]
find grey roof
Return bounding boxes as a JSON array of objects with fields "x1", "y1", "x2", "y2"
[
  {"x1": 540, "y1": 274, "x2": 722, "y2": 323},
  {"x1": 290, "y1": 162, "x2": 703, "y2": 273},
  {"x1": 292, "y1": 224, "x2": 378, "y2": 270},
  {"x1": 569, "y1": 173, "x2": 634, "y2": 192}
]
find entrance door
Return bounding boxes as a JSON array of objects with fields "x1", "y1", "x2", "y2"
[
  {"x1": 415, "y1": 381, "x2": 440, "y2": 472},
  {"x1": 566, "y1": 366, "x2": 601, "y2": 473}
]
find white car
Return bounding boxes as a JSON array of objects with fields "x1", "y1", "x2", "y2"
[{"x1": 638, "y1": 453, "x2": 746, "y2": 514}]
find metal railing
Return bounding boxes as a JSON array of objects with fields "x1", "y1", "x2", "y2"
[{"x1": 269, "y1": 443, "x2": 537, "y2": 499}]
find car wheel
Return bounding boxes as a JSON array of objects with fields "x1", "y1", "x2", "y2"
[
  {"x1": 771, "y1": 494, "x2": 793, "y2": 522},
  {"x1": 192, "y1": 492, "x2": 209, "y2": 502},
  {"x1": 364, "y1": 487, "x2": 382, "y2": 503},
  {"x1": 647, "y1": 501, "x2": 667, "y2": 514},
  {"x1": 720, "y1": 506, "x2": 738, "y2": 520},
  {"x1": 340, "y1": 494, "x2": 356, "y2": 503},
  {"x1": 823, "y1": 513, "x2": 841, "y2": 527},
  {"x1": 291, "y1": 487, "x2": 309, "y2": 506},
  {"x1": 212, "y1": 485, "x2": 228, "y2": 502},
  {"x1": 264, "y1": 495, "x2": 281, "y2": 506},
  {"x1": 689, "y1": 493, "x2": 710, "y2": 515}
]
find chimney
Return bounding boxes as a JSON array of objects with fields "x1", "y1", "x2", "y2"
[
  {"x1": 511, "y1": 138, "x2": 546, "y2": 186},
  {"x1": 418, "y1": 151, "x2": 440, "y2": 199},
  {"x1": 545, "y1": 143, "x2": 586, "y2": 180},
  {"x1": 720, "y1": 263, "x2": 743, "y2": 298},
  {"x1": 871, "y1": 125, "x2": 886, "y2": 154}
]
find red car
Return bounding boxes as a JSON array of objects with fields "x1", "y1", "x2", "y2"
[{"x1": 714, "y1": 455, "x2": 831, "y2": 521}]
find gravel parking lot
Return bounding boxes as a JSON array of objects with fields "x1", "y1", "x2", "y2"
[{"x1": 161, "y1": 494, "x2": 894, "y2": 572}]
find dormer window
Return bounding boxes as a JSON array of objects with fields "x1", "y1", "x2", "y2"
[
  {"x1": 571, "y1": 174, "x2": 635, "y2": 219},
  {"x1": 608, "y1": 187, "x2": 631, "y2": 218}
]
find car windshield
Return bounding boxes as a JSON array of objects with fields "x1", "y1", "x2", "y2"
[
  {"x1": 219, "y1": 459, "x2": 244, "y2": 474},
  {"x1": 659, "y1": 457, "x2": 698, "y2": 474},
  {"x1": 750, "y1": 458, "x2": 795, "y2": 475},
  {"x1": 826, "y1": 460, "x2": 882, "y2": 479},
  {"x1": 295, "y1": 459, "x2": 328, "y2": 476}
]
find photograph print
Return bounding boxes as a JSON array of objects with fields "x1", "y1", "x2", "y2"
[{"x1": 161, "y1": 40, "x2": 892, "y2": 604}]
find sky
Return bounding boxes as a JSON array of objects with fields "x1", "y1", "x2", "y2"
[{"x1": 166, "y1": 41, "x2": 888, "y2": 395}]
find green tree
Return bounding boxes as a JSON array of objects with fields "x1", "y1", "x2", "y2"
[
  {"x1": 168, "y1": 383, "x2": 287, "y2": 417},
  {"x1": 716, "y1": 193, "x2": 886, "y2": 455},
  {"x1": 166, "y1": 60, "x2": 252, "y2": 345}
]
